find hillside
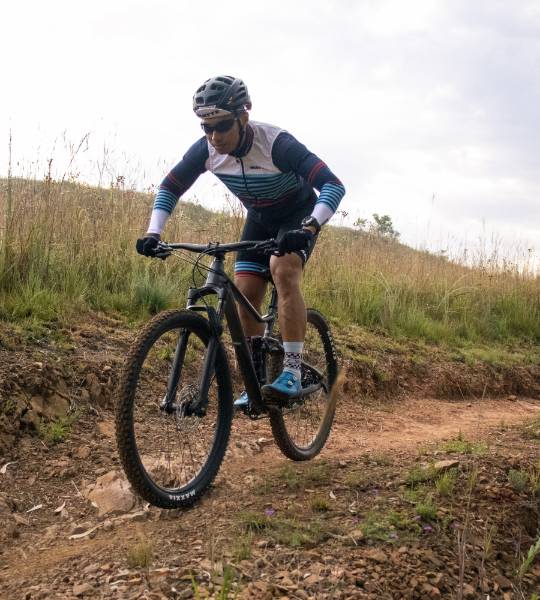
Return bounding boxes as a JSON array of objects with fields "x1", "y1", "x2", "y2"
[
  {"x1": 0, "y1": 177, "x2": 539, "y2": 598},
  {"x1": 1, "y1": 177, "x2": 538, "y2": 347}
]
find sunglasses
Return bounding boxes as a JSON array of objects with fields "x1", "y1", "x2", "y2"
[{"x1": 201, "y1": 118, "x2": 237, "y2": 134}]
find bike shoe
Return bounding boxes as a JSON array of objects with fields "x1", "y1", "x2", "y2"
[
  {"x1": 233, "y1": 391, "x2": 250, "y2": 414},
  {"x1": 261, "y1": 370, "x2": 302, "y2": 405}
]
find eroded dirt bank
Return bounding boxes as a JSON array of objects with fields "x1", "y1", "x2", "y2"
[{"x1": 1, "y1": 315, "x2": 539, "y2": 598}]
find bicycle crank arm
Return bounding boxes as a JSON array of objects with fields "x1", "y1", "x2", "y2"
[
  {"x1": 301, "y1": 361, "x2": 324, "y2": 381},
  {"x1": 299, "y1": 382, "x2": 326, "y2": 397}
]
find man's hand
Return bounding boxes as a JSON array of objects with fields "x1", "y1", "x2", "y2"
[
  {"x1": 277, "y1": 228, "x2": 314, "y2": 255},
  {"x1": 136, "y1": 233, "x2": 162, "y2": 258}
]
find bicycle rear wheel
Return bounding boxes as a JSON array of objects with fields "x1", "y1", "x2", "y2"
[
  {"x1": 269, "y1": 308, "x2": 338, "y2": 460},
  {"x1": 115, "y1": 310, "x2": 233, "y2": 508}
]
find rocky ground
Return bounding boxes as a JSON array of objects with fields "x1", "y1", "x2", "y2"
[{"x1": 0, "y1": 315, "x2": 539, "y2": 599}]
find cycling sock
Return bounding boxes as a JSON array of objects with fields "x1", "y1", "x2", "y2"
[{"x1": 283, "y1": 341, "x2": 303, "y2": 379}]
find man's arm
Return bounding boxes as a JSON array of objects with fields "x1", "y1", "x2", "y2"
[
  {"x1": 146, "y1": 137, "x2": 209, "y2": 235},
  {"x1": 271, "y1": 132, "x2": 346, "y2": 228}
]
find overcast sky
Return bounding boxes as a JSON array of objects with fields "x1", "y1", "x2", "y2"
[{"x1": 1, "y1": 0, "x2": 539, "y2": 269}]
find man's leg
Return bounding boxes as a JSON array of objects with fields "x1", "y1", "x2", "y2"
[
  {"x1": 269, "y1": 253, "x2": 305, "y2": 342},
  {"x1": 234, "y1": 274, "x2": 268, "y2": 337},
  {"x1": 261, "y1": 253, "x2": 306, "y2": 400}
]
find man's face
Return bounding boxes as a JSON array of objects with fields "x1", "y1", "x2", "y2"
[{"x1": 201, "y1": 113, "x2": 247, "y2": 154}]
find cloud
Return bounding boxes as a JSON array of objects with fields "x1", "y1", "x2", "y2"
[{"x1": 1, "y1": 0, "x2": 538, "y2": 264}]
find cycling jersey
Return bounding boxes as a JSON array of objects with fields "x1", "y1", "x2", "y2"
[{"x1": 147, "y1": 121, "x2": 345, "y2": 234}]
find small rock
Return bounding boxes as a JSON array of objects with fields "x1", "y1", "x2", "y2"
[
  {"x1": 76, "y1": 447, "x2": 91, "y2": 460},
  {"x1": 69, "y1": 522, "x2": 94, "y2": 535},
  {"x1": 421, "y1": 583, "x2": 441, "y2": 599},
  {"x1": 73, "y1": 582, "x2": 93, "y2": 596},
  {"x1": 350, "y1": 528, "x2": 364, "y2": 544},
  {"x1": 365, "y1": 549, "x2": 386, "y2": 563},
  {"x1": 85, "y1": 470, "x2": 136, "y2": 515},
  {"x1": 12, "y1": 514, "x2": 30, "y2": 526},
  {"x1": 462, "y1": 583, "x2": 476, "y2": 598},
  {"x1": 494, "y1": 574, "x2": 512, "y2": 590},
  {"x1": 43, "y1": 393, "x2": 70, "y2": 419},
  {"x1": 434, "y1": 460, "x2": 459, "y2": 472},
  {"x1": 86, "y1": 373, "x2": 104, "y2": 405},
  {"x1": 102, "y1": 519, "x2": 114, "y2": 531},
  {"x1": 507, "y1": 395, "x2": 517, "y2": 401},
  {"x1": 97, "y1": 421, "x2": 114, "y2": 438}
]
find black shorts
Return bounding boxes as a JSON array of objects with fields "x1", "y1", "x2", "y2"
[{"x1": 235, "y1": 203, "x2": 317, "y2": 280}]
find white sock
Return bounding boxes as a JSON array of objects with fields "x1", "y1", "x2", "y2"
[{"x1": 282, "y1": 341, "x2": 303, "y2": 379}]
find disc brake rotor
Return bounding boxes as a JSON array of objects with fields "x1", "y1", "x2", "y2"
[{"x1": 175, "y1": 384, "x2": 201, "y2": 433}]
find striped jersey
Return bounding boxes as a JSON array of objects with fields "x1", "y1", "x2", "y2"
[{"x1": 148, "y1": 121, "x2": 345, "y2": 234}]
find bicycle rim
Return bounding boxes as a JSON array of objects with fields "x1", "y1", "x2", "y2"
[
  {"x1": 269, "y1": 309, "x2": 338, "y2": 460},
  {"x1": 116, "y1": 310, "x2": 232, "y2": 507}
]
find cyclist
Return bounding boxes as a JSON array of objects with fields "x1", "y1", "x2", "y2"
[{"x1": 137, "y1": 75, "x2": 345, "y2": 409}]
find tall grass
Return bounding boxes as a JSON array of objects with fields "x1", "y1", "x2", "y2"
[{"x1": 0, "y1": 175, "x2": 539, "y2": 346}]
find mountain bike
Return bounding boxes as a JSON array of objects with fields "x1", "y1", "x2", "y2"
[{"x1": 115, "y1": 238, "x2": 338, "y2": 508}]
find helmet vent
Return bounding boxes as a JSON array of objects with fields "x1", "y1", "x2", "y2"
[{"x1": 193, "y1": 75, "x2": 251, "y2": 115}]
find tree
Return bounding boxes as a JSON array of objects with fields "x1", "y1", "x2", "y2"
[
  {"x1": 369, "y1": 213, "x2": 400, "y2": 240},
  {"x1": 353, "y1": 214, "x2": 400, "y2": 240}
]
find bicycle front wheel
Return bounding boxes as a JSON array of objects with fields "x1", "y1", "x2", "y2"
[
  {"x1": 269, "y1": 308, "x2": 338, "y2": 461},
  {"x1": 115, "y1": 310, "x2": 233, "y2": 508}
]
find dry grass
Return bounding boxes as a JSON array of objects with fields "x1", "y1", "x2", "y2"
[{"x1": 0, "y1": 174, "x2": 539, "y2": 348}]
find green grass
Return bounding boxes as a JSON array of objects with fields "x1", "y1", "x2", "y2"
[
  {"x1": 126, "y1": 540, "x2": 153, "y2": 568},
  {"x1": 518, "y1": 536, "x2": 540, "y2": 579},
  {"x1": 435, "y1": 469, "x2": 458, "y2": 497},
  {"x1": 405, "y1": 464, "x2": 438, "y2": 487},
  {"x1": 507, "y1": 469, "x2": 529, "y2": 493},
  {"x1": 359, "y1": 509, "x2": 420, "y2": 542},
  {"x1": 274, "y1": 462, "x2": 332, "y2": 491},
  {"x1": 415, "y1": 497, "x2": 438, "y2": 522},
  {"x1": 440, "y1": 432, "x2": 488, "y2": 455},
  {"x1": 38, "y1": 412, "x2": 78, "y2": 445},
  {"x1": 238, "y1": 511, "x2": 338, "y2": 548},
  {"x1": 1, "y1": 177, "x2": 539, "y2": 349},
  {"x1": 311, "y1": 497, "x2": 331, "y2": 512},
  {"x1": 231, "y1": 531, "x2": 253, "y2": 561},
  {"x1": 344, "y1": 470, "x2": 367, "y2": 488}
]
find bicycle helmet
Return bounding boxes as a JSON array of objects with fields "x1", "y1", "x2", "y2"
[{"x1": 193, "y1": 76, "x2": 252, "y2": 118}]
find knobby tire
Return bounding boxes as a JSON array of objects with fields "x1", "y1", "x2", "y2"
[{"x1": 115, "y1": 309, "x2": 233, "y2": 508}]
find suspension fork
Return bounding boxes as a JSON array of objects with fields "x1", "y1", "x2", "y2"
[{"x1": 160, "y1": 328, "x2": 190, "y2": 413}]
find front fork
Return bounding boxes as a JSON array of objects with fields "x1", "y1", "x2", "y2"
[{"x1": 159, "y1": 328, "x2": 189, "y2": 414}]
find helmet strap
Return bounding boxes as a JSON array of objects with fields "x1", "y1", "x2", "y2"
[{"x1": 232, "y1": 117, "x2": 246, "y2": 156}]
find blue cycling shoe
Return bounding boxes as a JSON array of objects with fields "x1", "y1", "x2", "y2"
[
  {"x1": 261, "y1": 370, "x2": 302, "y2": 405},
  {"x1": 233, "y1": 391, "x2": 250, "y2": 413}
]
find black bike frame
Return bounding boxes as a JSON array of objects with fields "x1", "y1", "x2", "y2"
[
  {"x1": 183, "y1": 252, "x2": 278, "y2": 415},
  {"x1": 159, "y1": 240, "x2": 325, "y2": 417}
]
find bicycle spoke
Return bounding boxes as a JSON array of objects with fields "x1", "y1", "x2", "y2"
[
  {"x1": 269, "y1": 309, "x2": 337, "y2": 460},
  {"x1": 131, "y1": 326, "x2": 220, "y2": 492}
]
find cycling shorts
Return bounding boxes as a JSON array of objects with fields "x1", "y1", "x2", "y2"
[{"x1": 234, "y1": 202, "x2": 317, "y2": 280}]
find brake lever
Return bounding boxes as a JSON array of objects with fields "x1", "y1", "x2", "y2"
[
  {"x1": 153, "y1": 241, "x2": 172, "y2": 260},
  {"x1": 253, "y1": 239, "x2": 280, "y2": 255}
]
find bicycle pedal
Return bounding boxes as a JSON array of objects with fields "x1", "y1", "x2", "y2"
[{"x1": 261, "y1": 386, "x2": 301, "y2": 408}]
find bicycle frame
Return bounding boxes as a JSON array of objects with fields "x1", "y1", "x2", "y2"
[
  {"x1": 158, "y1": 240, "x2": 327, "y2": 418},
  {"x1": 174, "y1": 251, "x2": 278, "y2": 416}
]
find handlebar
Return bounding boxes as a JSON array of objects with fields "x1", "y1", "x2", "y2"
[{"x1": 150, "y1": 239, "x2": 279, "y2": 259}]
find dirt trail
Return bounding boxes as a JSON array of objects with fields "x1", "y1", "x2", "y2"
[
  {"x1": 326, "y1": 396, "x2": 540, "y2": 454},
  {"x1": 1, "y1": 392, "x2": 539, "y2": 599}
]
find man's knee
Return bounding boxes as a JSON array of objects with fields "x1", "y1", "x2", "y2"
[
  {"x1": 234, "y1": 275, "x2": 267, "y2": 305},
  {"x1": 270, "y1": 255, "x2": 303, "y2": 291}
]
